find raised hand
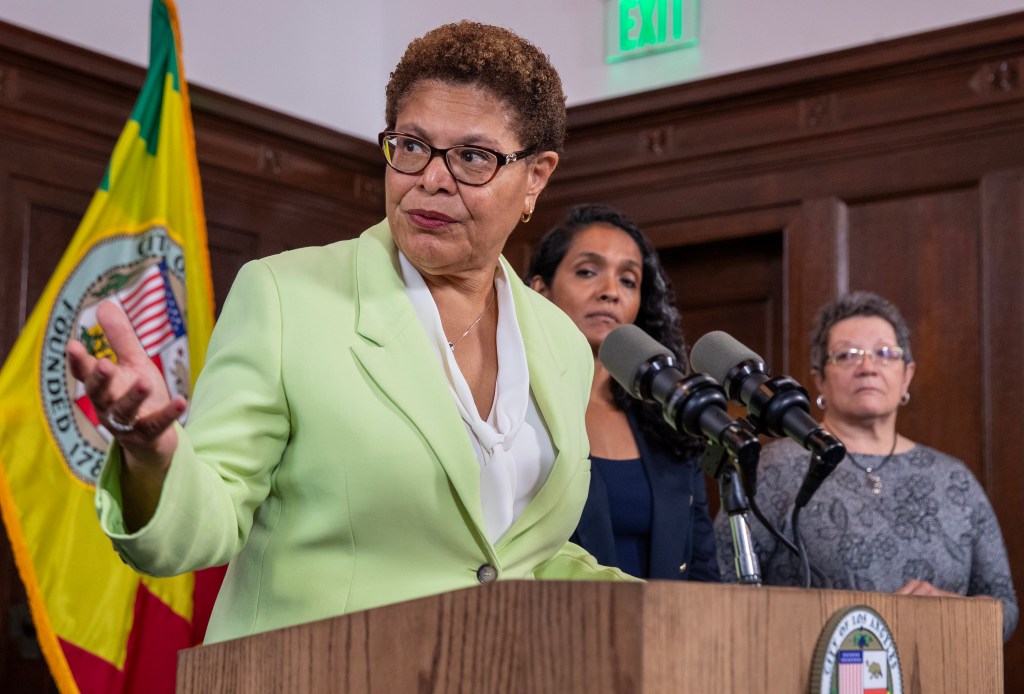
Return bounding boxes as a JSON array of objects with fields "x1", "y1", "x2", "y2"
[{"x1": 66, "y1": 300, "x2": 186, "y2": 529}]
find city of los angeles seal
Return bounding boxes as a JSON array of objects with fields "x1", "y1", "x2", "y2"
[{"x1": 811, "y1": 604, "x2": 902, "y2": 694}]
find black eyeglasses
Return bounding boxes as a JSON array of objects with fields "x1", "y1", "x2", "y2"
[{"x1": 378, "y1": 131, "x2": 534, "y2": 186}]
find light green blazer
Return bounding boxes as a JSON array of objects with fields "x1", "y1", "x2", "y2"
[{"x1": 96, "y1": 220, "x2": 631, "y2": 643}]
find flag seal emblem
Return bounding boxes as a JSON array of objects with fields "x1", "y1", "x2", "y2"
[
  {"x1": 41, "y1": 226, "x2": 189, "y2": 485},
  {"x1": 811, "y1": 604, "x2": 902, "y2": 694}
]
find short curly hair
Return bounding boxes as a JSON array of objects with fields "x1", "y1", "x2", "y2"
[
  {"x1": 809, "y1": 290, "x2": 914, "y2": 374},
  {"x1": 526, "y1": 204, "x2": 699, "y2": 456},
  {"x1": 385, "y1": 21, "x2": 567, "y2": 153}
]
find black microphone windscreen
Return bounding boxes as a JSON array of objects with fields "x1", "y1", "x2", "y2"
[
  {"x1": 691, "y1": 331, "x2": 765, "y2": 384},
  {"x1": 598, "y1": 324, "x2": 672, "y2": 389}
]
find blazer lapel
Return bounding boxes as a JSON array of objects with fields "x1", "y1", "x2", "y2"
[
  {"x1": 349, "y1": 222, "x2": 489, "y2": 538},
  {"x1": 497, "y1": 264, "x2": 586, "y2": 548}
]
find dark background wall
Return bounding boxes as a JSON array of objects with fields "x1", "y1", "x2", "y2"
[{"x1": 2, "y1": 12, "x2": 1022, "y2": 691}]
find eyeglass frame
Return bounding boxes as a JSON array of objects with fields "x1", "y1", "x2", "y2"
[
  {"x1": 378, "y1": 131, "x2": 535, "y2": 186},
  {"x1": 825, "y1": 346, "x2": 906, "y2": 368}
]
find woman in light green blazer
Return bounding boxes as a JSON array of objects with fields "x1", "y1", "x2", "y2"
[{"x1": 69, "y1": 22, "x2": 632, "y2": 644}]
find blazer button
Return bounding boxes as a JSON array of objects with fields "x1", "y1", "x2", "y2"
[
  {"x1": 476, "y1": 564, "x2": 498, "y2": 584},
  {"x1": 679, "y1": 563, "x2": 688, "y2": 574}
]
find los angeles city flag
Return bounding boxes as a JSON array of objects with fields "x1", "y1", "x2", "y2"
[{"x1": 0, "y1": 1, "x2": 223, "y2": 692}]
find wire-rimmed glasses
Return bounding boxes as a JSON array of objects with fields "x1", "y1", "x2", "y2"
[{"x1": 826, "y1": 346, "x2": 905, "y2": 368}]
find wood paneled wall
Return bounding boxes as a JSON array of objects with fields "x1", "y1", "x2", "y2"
[{"x1": 3, "y1": 10, "x2": 1024, "y2": 691}]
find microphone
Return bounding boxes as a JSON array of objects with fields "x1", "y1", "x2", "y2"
[
  {"x1": 690, "y1": 330, "x2": 846, "y2": 507},
  {"x1": 599, "y1": 325, "x2": 760, "y2": 471}
]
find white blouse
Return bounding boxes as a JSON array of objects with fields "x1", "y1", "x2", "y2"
[{"x1": 398, "y1": 251, "x2": 557, "y2": 544}]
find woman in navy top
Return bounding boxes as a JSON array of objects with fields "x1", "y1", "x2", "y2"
[{"x1": 527, "y1": 204, "x2": 719, "y2": 580}]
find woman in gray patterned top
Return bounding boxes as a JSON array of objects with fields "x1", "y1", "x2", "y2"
[{"x1": 713, "y1": 291, "x2": 1018, "y2": 641}]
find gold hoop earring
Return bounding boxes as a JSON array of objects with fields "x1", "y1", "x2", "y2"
[{"x1": 520, "y1": 211, "x2": 532, "y2": 224}]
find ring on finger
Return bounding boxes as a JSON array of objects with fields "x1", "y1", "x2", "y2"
[{"x1": 106, "y1": 412, "x2": 136, "y2": 434}]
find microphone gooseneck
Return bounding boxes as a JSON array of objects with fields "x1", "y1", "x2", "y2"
[{"x1": 690, "y1": 330, "x2": 846, "y2": 507}]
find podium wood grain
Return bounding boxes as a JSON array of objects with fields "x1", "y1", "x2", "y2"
[{"x1": 177, "y1": 580, "x2": 1003, "y2": 693}]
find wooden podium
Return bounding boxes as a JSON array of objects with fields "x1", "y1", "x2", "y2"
[{"x1": 176, "y1": 580, "x2": 1003, "y2": 693}]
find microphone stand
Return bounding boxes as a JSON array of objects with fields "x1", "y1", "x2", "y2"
[{"x1": 700, "y1": 440, "x2": 762, "y2": 585}]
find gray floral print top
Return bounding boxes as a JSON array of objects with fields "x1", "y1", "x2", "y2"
[{"x1": 714, "y1": 437, "x2": 1018, "y2": 641}]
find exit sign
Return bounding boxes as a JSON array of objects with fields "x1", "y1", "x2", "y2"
[{"x1": 606, "y1": 0, "x2": 700, "y2": 63}]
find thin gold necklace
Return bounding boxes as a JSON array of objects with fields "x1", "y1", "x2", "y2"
[
  {"x1": 845, "y1": 430, "x2": 898, "y2": 495},
  {"x1": 446, "y1": 288, "x2": 495, "y2": 352}
]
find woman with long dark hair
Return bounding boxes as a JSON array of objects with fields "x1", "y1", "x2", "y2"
[{"x1": 527, "y1": 204, "x2": 719, "y2": 580}]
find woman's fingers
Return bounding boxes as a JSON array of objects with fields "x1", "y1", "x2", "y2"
[
  {"x1": 69, "y1": 301, "x2": 171, "y2": 411},
  {"x1": 78, "y1": 354, "x2": 123, "y2": 411},
  {"x1": 897, "y1": 579, "x2": 957, "y2": 598},
  {"x1": 65, "y1": 339, "x2": 97, "y2": 384},
  {"x1": 96, "y1": 301, "x2": 149, "y2": 367},
  {"x1": 105, "y1": 378, "x2": 151, "y2": 432},
  {"x1": 96, "y1": 360, "x2": 182, "y2": 443},
  {"x1": 896, "y1": 580, "x2": 921, "y2": 595},
  {"x1": 133, "y1": 397, "x2": 188, "y2": 440},
  {"x1": 65, "y1": 299, "x2": 181, "y2": 461}
]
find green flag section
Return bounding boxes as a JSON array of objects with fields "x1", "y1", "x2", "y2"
[{"x1": 0, "y1": 1, "x2": 221, "y2": 692}]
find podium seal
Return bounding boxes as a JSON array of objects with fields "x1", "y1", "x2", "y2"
[{"x1": 810, "y1": 605, "x2": 902, "y2": 694}]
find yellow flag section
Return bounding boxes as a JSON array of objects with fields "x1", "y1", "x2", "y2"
[{"x1": 0, "y1": 1, "x2": 214, "y2": 692}]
